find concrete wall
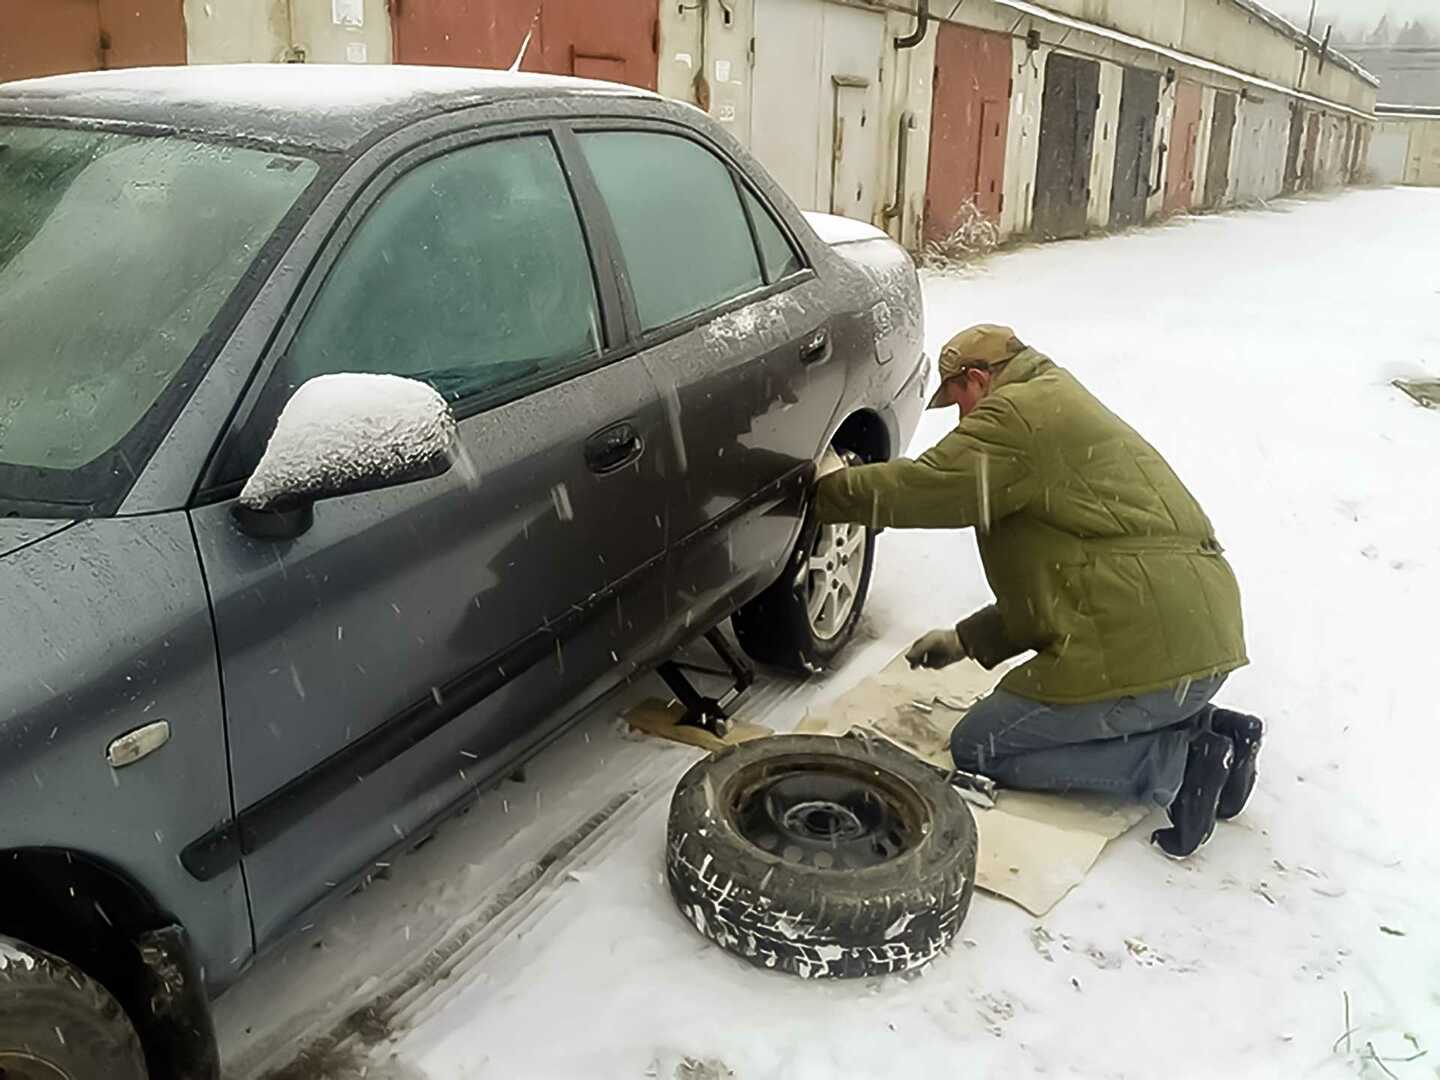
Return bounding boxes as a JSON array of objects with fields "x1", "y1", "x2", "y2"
[
  {"x1": 1193, "y1": 84, "x2": 1217, "y2": 210},
  {"x1": 186, "y1": 0, "x2": 389, "y2": 64},
  {"x1": 657, "y1": 0, "x2": 755, "y2": 147},
  {"x1": 1038, "y1": 0, "x2": 1377, "y2": 113},
  {"x1": 1149, "y1": 71, "x2": 1179, "y2": 219},
  {"x1": 1087, "y1": 60, "x2": 1125, "y2": 228},
  {"x1": 289, "y1": 0, "x2": 391, "y2": 65},
  {"x1": 1369, "y1": 122, "x2": 1411, "y2": 184},
  {"x1": 877, "y1": 6, "x2": 938, "y2": 251},
  {"x1": 1001, "y1": 38, "x2": 1050, "y2": 238},
  {"x1": 185, "y1": 0, "x2": 289, "y2": 63},
  {"x1": 1404, "y1": 118, "x2": 1440, "y2": 186}
]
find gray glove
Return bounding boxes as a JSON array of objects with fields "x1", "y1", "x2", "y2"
[{"x1": 905, "y1": 628, "x2": 969, "y2": 670}]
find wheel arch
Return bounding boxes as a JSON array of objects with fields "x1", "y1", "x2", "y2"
[
  {"x1": 830, "y1": 408, "x2": 893, "y2": 463},
  {"x1": 0, "y1": 847, "x2": 220, "y2": 1079}
]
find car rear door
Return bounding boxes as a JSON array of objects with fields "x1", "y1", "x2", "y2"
[
  {"x1": 570, "y1": 125, "x2": 847, "y2": 637},
  {"x1": 185, "y1": 125, "x2": 670, "y2": 946}
]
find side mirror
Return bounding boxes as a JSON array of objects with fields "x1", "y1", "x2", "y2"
[{"x1": 234, "y1": 373, "x2": 457, "y2": 538}]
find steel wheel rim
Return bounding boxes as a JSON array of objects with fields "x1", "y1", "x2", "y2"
[
  {"x1": 801, "y1": 522, "x2": 867, "y2": 641},
  {"x1": 0, "y1": 1051, "x2": 73, "y2": 1080},
  {"x1": 730, "y1": 756, "x2": 924, "y2": 870}
]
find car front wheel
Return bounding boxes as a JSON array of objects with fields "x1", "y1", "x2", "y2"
[
  {"x1": 732, "y1": 477, "x2": 875, "y2": 675},
  {"x1": 0, "y1": 936, "x2": 147, "y2": 1080}
]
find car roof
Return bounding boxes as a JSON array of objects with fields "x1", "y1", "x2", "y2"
[{"x1": 0, "y1": 64, "x2": 657, "y2": 152}]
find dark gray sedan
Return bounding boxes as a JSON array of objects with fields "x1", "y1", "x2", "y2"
[{"x1": 0, "y1": 65, "x2": 926, "y2": 1079}]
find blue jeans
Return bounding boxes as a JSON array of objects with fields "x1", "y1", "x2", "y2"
[{"x1": 950, "y1": 674, "x2": 1228, "y2": 806}]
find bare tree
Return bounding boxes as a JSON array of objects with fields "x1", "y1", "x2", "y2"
[{"x1": 1394, "y1": 18, "x2": 1434, "y2": 45}]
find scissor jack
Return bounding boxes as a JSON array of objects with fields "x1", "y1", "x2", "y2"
[{"x1": 656, "y1": 628, "x2": 755, "y2": 738}]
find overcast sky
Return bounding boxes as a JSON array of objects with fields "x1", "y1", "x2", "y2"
[{"x1": 1271, "y1": 1, "x2": 1434, "y2": 27}]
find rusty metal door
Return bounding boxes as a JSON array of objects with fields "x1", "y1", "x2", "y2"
[
  {"x1": 1033, "y1": 53, "x2": 1101, "y2": 241},
  {"x1": 1163, "y1": 79, "x2": 1202, "y2": 214},
  {"x1": 924, "y1": 22, "x2": 1011, "y2": 244},
  {"x1": 1109, "y1": 66, "x2": 1160, "y2": 229},
  {"x1": 1203, "y1": 90, "x2": 1237, "y2": 208},
  {"x1": 1283, "y1": 103, "x2": 1305, "y2": 192},
  {"x1": 393, "y1": 0, "x2": 659, "y2": 90},
  {"x1": 0, "y1": 0, "x2": 100, "y2": 82},
  {"x1": 98, "y1": 0, "x2": 186, "y2": 69},
  {"x1": 1, "y1": 0, "x2": 183, "y2": 82},
  {"x1": 1301, "y1": 111, "x2": 1320, "y2": 190}
]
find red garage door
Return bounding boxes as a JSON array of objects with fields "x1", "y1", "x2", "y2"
[
  {"x1": 1163, "y1": 79, "x2": 1203, "y2": 214},
  {"x1": 394, "y1": 0, "x2": 659, "y2": 91},
  {"x1": 924, "y1": 21, "x2": 1011, "y2": 244},
  {"x1": 0, "y1": 0, "x2": 185, "y2": 83}
]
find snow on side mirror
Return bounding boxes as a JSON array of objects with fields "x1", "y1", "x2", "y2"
[{"x1": 235, "y1": 373, "x2": 457, "y2": 536}]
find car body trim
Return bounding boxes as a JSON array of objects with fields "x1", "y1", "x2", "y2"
[{"x1": 179, "y1": 463, "x2": 811, "y2": 881}]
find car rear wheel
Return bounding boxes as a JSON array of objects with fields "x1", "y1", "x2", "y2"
[
  {"x1": 0, "y1": 937, "x2": 147, "y2": 1080},
  {"x1": 732, "y1": 477, "x2": 875, "y2": 675}
]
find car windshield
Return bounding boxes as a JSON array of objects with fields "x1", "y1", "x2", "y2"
[{"x1": 0, "y1": 124, "x2": 319, "y2": 515}]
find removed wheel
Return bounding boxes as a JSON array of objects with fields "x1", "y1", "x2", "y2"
[
  {"x1": 731, "y1": 502, "x2": 874, "y2": 675},
  {"x1": 666, "y1": 734, "x2": 977, "y2": 979},
  {"x1": 0, "y1": 936, "x2": 148, "y2": 1080}
]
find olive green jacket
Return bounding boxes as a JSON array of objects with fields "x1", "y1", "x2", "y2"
[{"x1": 815, "y1": 349, "x2": 1247, "y2": 703}]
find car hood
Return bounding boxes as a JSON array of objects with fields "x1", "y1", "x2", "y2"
[{"x1": 0, "y1": 519, "x2": 73, "y2": 559}]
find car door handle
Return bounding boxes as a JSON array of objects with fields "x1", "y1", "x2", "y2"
[
  {"x1": 584, "y1": 422, "x2": 644, "y2": 474},
  {"x1": 800, "y1": 327, "x2": 831, "y2": 364}
]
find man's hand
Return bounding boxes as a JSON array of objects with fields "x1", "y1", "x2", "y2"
[{"x1": 906, "y1": 628, "x2": 968, "y2": 670}]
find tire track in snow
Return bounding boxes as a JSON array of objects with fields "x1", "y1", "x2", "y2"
[{"x1": 250, "y1": 755, "x2": 679, "y2": 1077}]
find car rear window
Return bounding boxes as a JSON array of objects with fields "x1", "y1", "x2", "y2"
[
  {"x1": 740, "y1": 184, "x2": 803, "y2": 284},
  {"x1": 0, "y1": 124, "x2": 318, "y2": 513},
  {"x1": 578, "y1": 131, "x2": 766, "y2": 333}
]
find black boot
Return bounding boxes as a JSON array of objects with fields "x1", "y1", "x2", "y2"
[
  {"x1": 1211, "y1": 709, "x2": 1263, "y2": 820},
  {"x1": 1152, "y1": 732, "x2": 1234, "y2": 858}
]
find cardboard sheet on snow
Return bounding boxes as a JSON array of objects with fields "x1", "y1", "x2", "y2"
[
  {"x1": 794, "y1": 654, "x2": 1149, "y2": 916},
  {"x1": 626, "y1": 654, "x2": 1149, "y2": 916}
]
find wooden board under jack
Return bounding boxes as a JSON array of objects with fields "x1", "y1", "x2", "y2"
[
  {"x1": 628, "y1": 654, "x2": 1150, "y2": 916},
  {"x1": 624, "y1": 698, "x2": 773, "y2": 753}
]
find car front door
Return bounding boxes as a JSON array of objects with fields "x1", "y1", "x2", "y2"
[
  {"x1": 571, "y1": 127, "x2": 847, "y2": 637},
  {"x1": 185, "y1": 128, "x2": 669, "y2": 946}
]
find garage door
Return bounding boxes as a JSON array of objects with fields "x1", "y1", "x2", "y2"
[
  {"x1": 1202, "y1": 91, "x2": 1237, "y2": 208},
  {"x1": 393, "y1": 0, "x2": 659, "y2": 90},
  {"x1": 1109, "y1": 66, "x2": 1160, "y2": 229},
  {"x1": 925, "y1": 21, "x2": 1011, "y2": 244},
  {"x1": 0, "y1": 0, "x2": 185, "y2": 83},
  {"x1": 1163, "y1": 79, "x2": 1203, "y2": 214},
  {"x1": 1033, "y1": 53, "x2": 1101, "y2": 240}
]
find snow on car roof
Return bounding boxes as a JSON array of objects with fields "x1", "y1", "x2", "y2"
[{"x1": 0, "y1": 64, "x2": 654, "y2": 151}]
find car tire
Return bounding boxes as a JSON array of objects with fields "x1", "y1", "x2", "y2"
[
  {"x1": 0, "y1": 936, "x2": 148, "y2": 1080},
  {"x1": 731, "y1": 490, "x2": 875, "y2": 675},
  {"x1": 665, "y1": 734, "x2": 977, "y2": 980}
]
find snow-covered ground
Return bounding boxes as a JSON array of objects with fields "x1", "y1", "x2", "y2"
[{"x1": 217, "y1": 188, "x2": 1440, "y2": 1080}]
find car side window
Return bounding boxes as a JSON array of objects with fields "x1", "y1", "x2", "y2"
[
  {"x1": 292, "y1": 135, "x2": 600, "y2": 399},
  {"x1": 218, "y1": 135, "x2": 602, "y2": 485},
  {"x1": 578, "y1": 131, "x2": 765, "y2": 333},
  {"x1": 740, "y1": 185, "x2": 803, "y2": 284}
]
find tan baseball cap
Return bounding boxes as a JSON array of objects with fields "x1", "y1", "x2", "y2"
[{"x1": 927, "y1": 324, "x2": 1026, "y2": 408}]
